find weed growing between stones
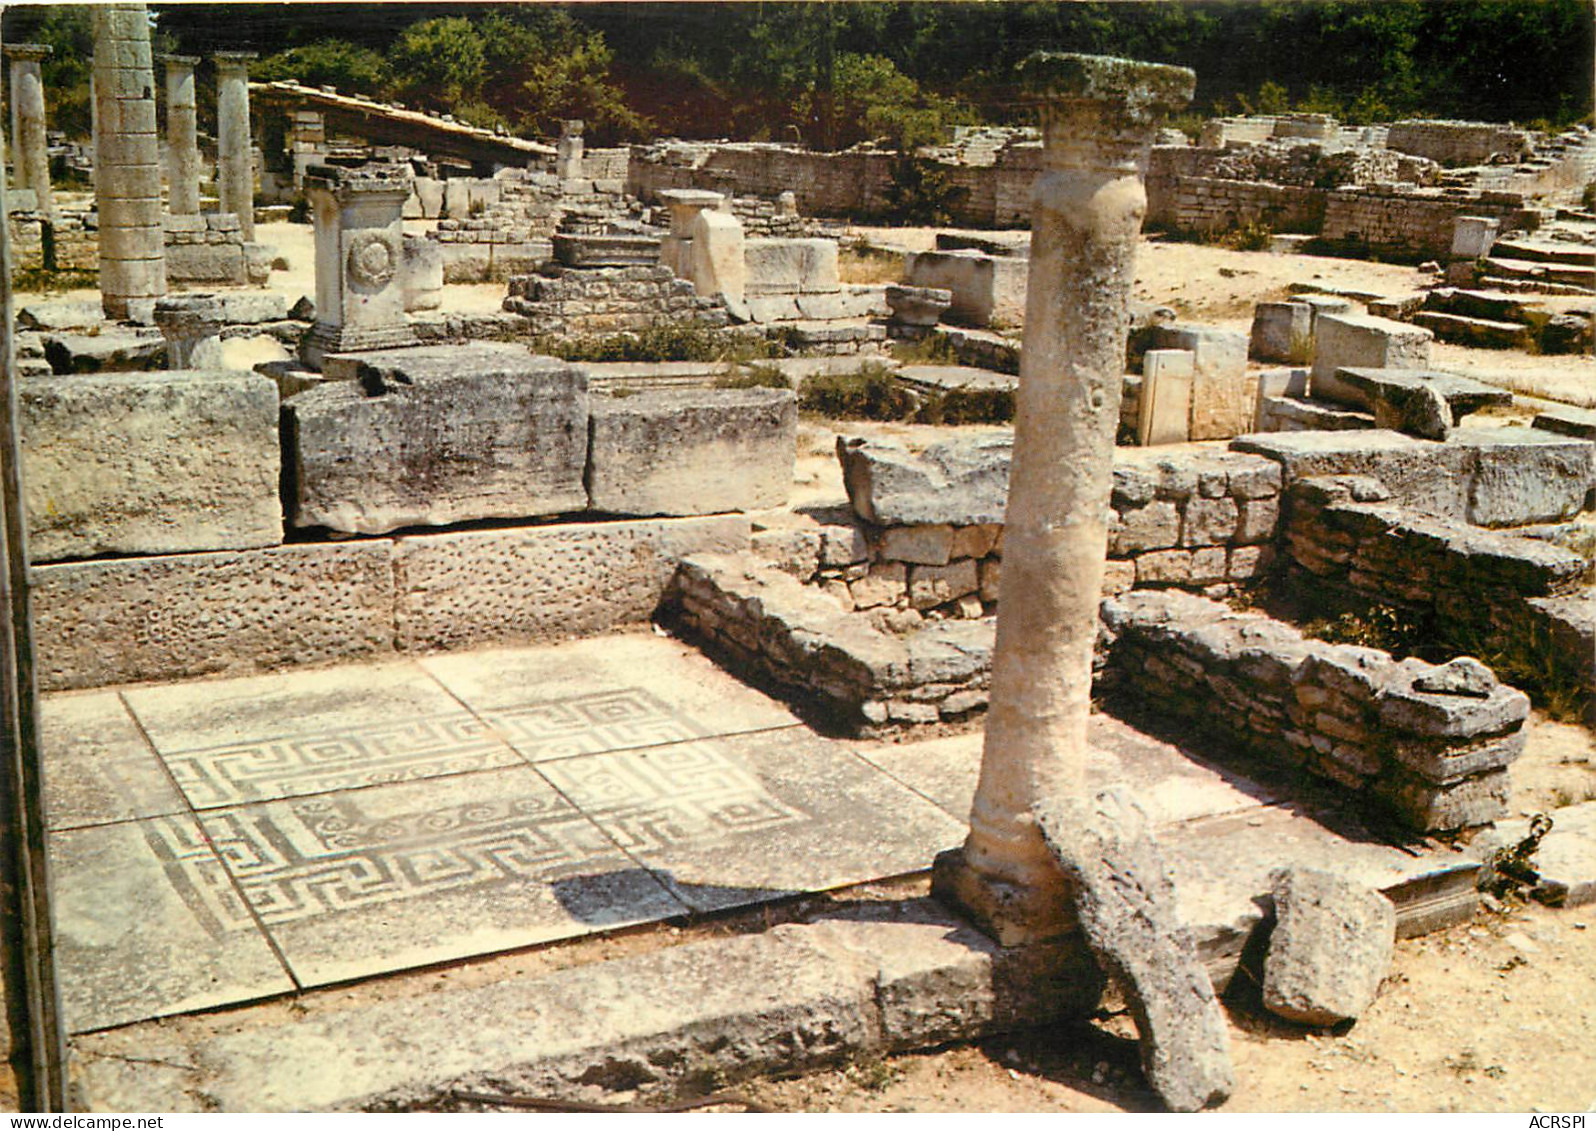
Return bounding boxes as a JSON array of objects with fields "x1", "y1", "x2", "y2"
[
  {"x1": 715, "y1": 363, "x2": 792, "y2": 391},
  {"x1": 1448, "y1": 608, "x2": 1591, "y2": 724},
  {"x1": 799, "y1": 361, "x2": 917, "y2": 419},
  {"x1": 530, "y1": 322, "x2": 783, "y2": 364},
  {"x1": 1298, "y1": 604, "x2": 1432, "y2": 657},
  {"x1": 891, "y1": 331, "x2": 958, "y2": 366},
  {"x1": 11, "y1": 264, "x2": 96, "y2": 293},
  {"x1": 837, "y1": 241, "x2": 903, "y2": 285}
]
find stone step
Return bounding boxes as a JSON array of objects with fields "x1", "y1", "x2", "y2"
[
  {"x1": 1422, "y1": 287, "x2": 1539, "y2": 323},
  {"x1": 1409, "y1": 311, "x2": 1533, "y2": 349},
  {"x1": 1533, "y1": 403, "x2": 1596, "y2": 441},
  {"x1": 1491, "y1": 238, "x2": 1596, "y2": 267},
  {"x1": 1477, "y1": 274, "x2": 1595, "y2": 297}
]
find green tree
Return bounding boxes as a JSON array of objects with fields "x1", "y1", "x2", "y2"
[
  {"x1": 477, "y1": 9, "x2": 649, "y2": 142},
  {"x1": 253, "y1": 39, "x2": 387, "y2": 95},
  {"x1": 384, "y1": 17, "x2": 486, "y2": 114}
]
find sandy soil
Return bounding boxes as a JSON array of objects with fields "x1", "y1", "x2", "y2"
[{"x1": 737, "y1": 901, "x2": 1596, "y2": 1113}]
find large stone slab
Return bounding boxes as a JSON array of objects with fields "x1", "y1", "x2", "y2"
[
  {"x1": 392, "y1": 514, "x2": 748, "y2": 652},
  {"x1": 1451, "y1": 426, "x2": 1596, "y2": 527},
  {"x1": 41, "y1": 328, "x2": 166, "y2": 374},
  {"x1": 744, "y1": 238, "x2": 840, "y2": 295},
  {"x1": 21, "y1": 371, "x2": 282, "y2": 562},
  {"x1": 837, "y1": 435, "x2": 1013, "y2": 526},
  {"x1": 287, "y1": 344, "x2": 589, "y2": 534},
  {"x1": 1333, "y1": 368, "x2": 1511, "y2": 439},
  {"x1": 1262, "y1": 867, "x2": 1396, "y2": 1027},
  {"x1": 904, "y1": 249, "x2": 1028, "y2": 328},
  {"x1": 1138, "y1": 349, "x2": 1194, "y2": 446},
  {"x1": 1310, "y1": 313, "x2": 1434, "y2": 407},
  {"x1": 32, "y1": 542, "x2": 396, "y2": 691},
  {"x1": 587, "y1": 388, "x2": 796, "y2": 516},
  {"x1": 1232, "y1": 430, "x2": 1474, "y2": 519},
  {"x1": 1038, "y1": 789, "x2": 1235, "y2": 1113}
]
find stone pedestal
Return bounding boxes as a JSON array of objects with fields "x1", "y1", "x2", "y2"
[
  {"x1": 657, "y1": 188, "x2": 724, "y2": 277},
  {"x1": 93, "y1": 4, "x2": 167, "y2": 319},
  {"x1": 300, "y1": 163, "x2": 418, "y2": 369},
  {"x1": 160, "y1": 54, "x2": 200, "y2": 215},
  {"x1": 931, "y1": 53, "x2": 1194, "y2": 947},
  {"x1": 215, "y1": 52, "x2": 256, "y2": 240},
  {"x1": 153, "y1": 293, "x2": 225, "y2": 369},
  {"x1": 555, "y1": 119, "x2": 584, "y2": 180},
  {"x1": 6, "y1": 44, "x2": 53, "y2": 218}
]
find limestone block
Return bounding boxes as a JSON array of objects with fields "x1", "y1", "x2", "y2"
[
  {"x1": 744, "y1": 238, "x2": 840, "y2": 295},
  {"x1": 885, "y1": 284, "x2": 952, "y2": 327},
  {"x1": 1453, "y1": 427, "x2": 1596, "y2": 527},
  {"x1": 586, "y1": 388, "x2": 797, "y2": 517},
  {"x1": 850, "y1": 562, "x2": 906, "y2": 609},
  {"x1": 1250, "y1": 302, "x2": 1313, "y2": 363},
  {"x1": 42, "y1": 329, "x2": 165, "y2": 374},
  {"x1": 21, "y1": 371, "x2": 282, "y2": 562},
  {"x1": 1310, "y1": 314, "x2": 1434, "y2": 408},
  {"x1": 1262, "y1": 868, "x2": 1395, "y2": 1027},
  {"x1": 1450, "y1": 215, "x2": 1498, "y2": 261},
  {"x1": 838, "y1": 436, "x2": 1012, "y2": 527},
  {"x1": 1150, "y1": 325, "x2": 1251, "y2": 441},
  {"x1": 687, "y1": 209, "x2": 747, "y2": 310},
  {"x1": 392, "y1": 514, "x2": 749, "y2": 652},
  {"x1": 414, "y1": 178, "x2": 445, "y2": 218},
  {"x1": 220, "y1": 293, "x2": 290, "y2": 324},
  {"x1": 1114, "y1": 501, "x2": 1180, "y2": 555},
  {"x1": 287, "y1": 345, "x2": 589, "y2": 534},
  {"x1": 904, "y1": 250, "x2": 1027, "y2": 328},
  {"x1": 908, "y1": 559, "x2": 979, "y2": 610},
  {"x1": 402, "y1": 238, "x2": 444, "y2": 312},
  {"x1": 1137, "y1": 349, "x2": 1194, "y2": 446},
  {"x1": 32, "y1": 542, "x2": 395, "y2": 691},
  {"x1": 878, "y1": 524, "x2": 956, "y2": 567},
  {"x1": 1232, "y1": 431, "x2": 1473, "y2": 520}
]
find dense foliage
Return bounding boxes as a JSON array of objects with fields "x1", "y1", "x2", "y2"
[{"x1": 5, "y1": 1, "x2": 1589, "y2": 148}]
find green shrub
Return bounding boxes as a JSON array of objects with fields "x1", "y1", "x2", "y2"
[
  {"x1": 890, "y1": 331, "x2": 957, "y2": 366},
  {"x1": 915, "y1": 385, "x2": 1013, "y2": 425},
  {"x1": 715, "y1": 362, "x2": 792, "y2": 390}
]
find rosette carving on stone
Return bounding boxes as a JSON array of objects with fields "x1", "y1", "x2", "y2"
[{"x1": 347, "y1": 231, "x2": 399, "y2": 288}]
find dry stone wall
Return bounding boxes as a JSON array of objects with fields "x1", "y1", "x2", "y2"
[{"x1": 1100, "y1": 589, "x2": 1530, "y2": 832}]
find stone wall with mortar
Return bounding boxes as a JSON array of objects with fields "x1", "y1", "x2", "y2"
[{"x1": 1100, "y1": 588, "x2": 1530, "y2": 832}]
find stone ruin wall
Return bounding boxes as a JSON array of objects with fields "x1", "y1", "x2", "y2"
[{"x1": 1385, "y1": 120, "x2": 1535, "y2": 167}]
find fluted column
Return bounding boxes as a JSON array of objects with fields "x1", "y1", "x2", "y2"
[
  {"x1": 215, "y1": 51, "x2": 257, "y2": 240},
  {"x1": 931, "y1": 53, "x2": 1193, "y2": 947},
  {"x1": 93, "y1": 4, "x2": 166, "y2": 318},
  {"x1": 159, "y1": 54, "x2": 200, "y2": 215}
]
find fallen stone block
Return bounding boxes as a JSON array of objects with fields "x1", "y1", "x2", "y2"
[
  {"x1": 1262, "y1": 867, "x2": 1395, "y2": 1027},
  {"x1": 41, "y1": 328, "x2": 165, "y2": 374},
  {"x1": 21, "y1": 371, "x2": 282, "y2": 562},
  {"x1": 1332, "y1": 367, "x2": 1510, "y2": 440},
  {"x1": 288, "y1": 344, "x2": 589, "y2": 534},
  {"x1": 1310, "y1": 313, "x2": 1433, "y2": 407},
  {"x1": 838, "y1": 435, "x2": 1013, "y2": 526},
  {"x1": 1232, "y1": 431, "x2": 1473, "y2": 520},
  {"x1": 904, "y1": 249, "x2": 1027, "y2": 328},
  {"x1": 1038, "y1": 789, "x2": 1235, "y2": 1112},
  {"x1": 587, "y1": 388, "x2": 797, "y2": 517},
  {"x1": 1149, "y1": 325, "x2": 1251, "y2": 441},
  {"x1": 744, "y1": 238, "x2": 840, "y2": 295}
]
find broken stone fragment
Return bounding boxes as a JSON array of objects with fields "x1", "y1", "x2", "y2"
[
  {"x1": 1262, "y1": 866, "x2": 1396, "y2": 1027},
  {"x1": 1411, "y1": 656, "x2": 1495, "y2": 698},
  {"x1": 1037, "y1": 788, "x2": 1235, "y2": 1113}
]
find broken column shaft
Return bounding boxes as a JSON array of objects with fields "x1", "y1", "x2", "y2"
[
  {"x1": 215, "y1": 51, "x2": 257, "y2": 240},
  {"x1": 932, "y1": 53, "x2": 1193, "y2": 947},
  {"x1": 160, "y1": 54, "x2": 200, "y2": 216},
  {"x1": 6, "y1": 44, "x2": 53, "y2": 217},
  {"x1": 93, "y1": 3, "x2": 166, "y2": 319}
]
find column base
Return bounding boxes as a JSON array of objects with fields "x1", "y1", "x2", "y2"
[
  {"x1": 300, "y1": 322, "x2": 420, "y2": 371},
  {"x1": 930, "y1": 845, "x2": 1078, "y2": 948}
]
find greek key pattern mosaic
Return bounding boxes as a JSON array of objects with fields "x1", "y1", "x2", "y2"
[
  {"x1": 159, "y1": 713, "x2": 520, "y2": 808},
  {"x1": 197, "y1": 790, "x2": 613, "y2": 927},
  {"x1": 484, "y1": 688, "x2": 709, "y2": 763},
  {"x1": 143, "y1": 815, "x2": 259, "y2": 936},
  {"x1": 540, "y1": 741, "x2": 810, "y2": 854}
]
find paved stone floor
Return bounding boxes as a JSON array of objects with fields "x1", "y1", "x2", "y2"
[{"x1": 40, "y1": 630, "x2": 1436, "y2": 1039}]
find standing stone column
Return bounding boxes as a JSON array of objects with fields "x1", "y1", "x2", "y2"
[
  {"x1": 215, "y1": 52, "x2": 257, "y2": 240},
  {"x1": 153, "y1": 293, "x2": 225, "y2": 368},
  {"x1": 93, "y1": 4, "x2": 167, "y2": 319},
  {"x1": 5, "y1": 44, "x2": 52, "y2": 217},
  {"x1": 931, "y1": 54, "x2": 1193, "y2": 947},
  {"x1": 555, "y1": 119, "x2": 584, "y2": 180},
  {"x1": 656, "y1": 188, "x2": 724, "y2": 276},
  {"x1": 300, "y1": 163, "x2": 419, "y2": 368},
  {"x1": 159, "y1": 54, "x2": 200, "y2": 215}
]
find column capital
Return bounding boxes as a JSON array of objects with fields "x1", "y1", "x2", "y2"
[
  {"x1": 157, "y1": 53, "x2": 200, "y2": 69},
  {"x1": 3, "y1": 44, "x2": 53, "y2": 62},
  {"x1": 1016, "y1": 52, "x2": 1194, "y2": 123},
  {"x1": 214, "y1": 51, "x2": 258, "y2": 70},
  {"x1": 304, "y1": 162, "x2": 412, "y2": 204}
]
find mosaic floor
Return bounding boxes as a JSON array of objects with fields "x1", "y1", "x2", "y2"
[{"x1": 41, "y1": 632, "x2": 1288, "y2": 1036}]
